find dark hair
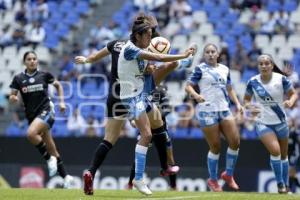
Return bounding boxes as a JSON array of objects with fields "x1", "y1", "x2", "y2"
[
  {"x1": 203, "y1": 43, "x2": 219, "y2": 52},
  {"x1": 23, "y1": 51, "x2": 37, "y2": 62},
  {"x1": 258, "y1": 54, "x2": 288, "y2": 76},
  {"x1": 130, "y1": 14, "x2": 152, "y2": 43}
]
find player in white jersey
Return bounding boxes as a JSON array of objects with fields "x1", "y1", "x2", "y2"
[
  {"x1": 243, "y1": 54, "x2": 298, "y2": 193},
  {"x1": 117, "y1": 16, "x2": 194, "y2": 195},
  {"x1": 185, "y1": 44, "x2": 243, "y2": 192}
]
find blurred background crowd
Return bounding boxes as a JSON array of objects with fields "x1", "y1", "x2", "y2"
[{"x1": 1, "y1": 0, "x2": 300, "y2": 140}]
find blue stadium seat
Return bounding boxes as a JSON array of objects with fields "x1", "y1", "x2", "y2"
[
  {"x1": 44, "y1": 35, "x2": 59, "y2": 49},
  {"x1": 59, "y1": 1, "x2": 74, "y2": 14},
  {"x1": 283, "y1": 0, "x2": 297, "y2": 12},
  {"x1": 203, "y1": 1, "x2": 215, "y2": 13},
  {"x1": 75, "y1": 1, "x2": 90, "y2": 15},
  {"x1": 64, "y1": 12, "x2": 80, "y2": 26},
  {"x1": 55, "y1": 24, "x2": 70, "y2": 39},
  {"x1": 266, "y1": 1, "x2": 281, "y2": 12}
]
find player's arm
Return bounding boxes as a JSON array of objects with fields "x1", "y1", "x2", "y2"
[
  {"x1": 9, "y1": 89, "x2": 19, "y2": 103},
  {"x1": 138, "y1": 46, "x2": 195, "y2": 62},
  {"x1": 227, "y1": 85, "x2": 243, "y2": 113},
  {"x1": 283, "y1": 88, "x2": 298, "y2": 108},
  {"x1": 75, "y1": 47, "x2": 110, "y2": 64},
  {"x1": 185, "y1": 83, "x2": 205, "y2": 103},
  {"x1": 52, "y1": 80, "x2": 66, "y2": 112}
]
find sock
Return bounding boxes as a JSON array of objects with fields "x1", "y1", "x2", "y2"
[
  {"x1": 128, "y1": 162, "x2": 135, "y2": 185},
  {"x1": 169, "y1": 174, "x2": 177, "y2": 189},
  {"x1": 270, "y1": 155, "x2": 283, "y2": 185},
  {"x1": 207, "y1": 151, "x2": 220, "y2": 180},
  {"x1": 281, "y1": 158, "x2": 289, "y2": 187},
  {"x1": 226, "y1": 147, "x2": 239, "y2": 176},
  {"x1": 57, "y1": 157, "x2": 67, "y2": 178},
  {"x1": 89, "y1": 140, "x2": 113, "y2": 177},
  {"x1": 152, "y1": 126, "x2": 168, "y2": 170},
  {"x1": 177, "y1": 56, "x2": 193, "y2": 69},
  {"x1": 135, "y1": 144, "x2": 148, "y2": 180},
  {"x1": 35, "y1": 141, "x2": 51, "y2": 161}
]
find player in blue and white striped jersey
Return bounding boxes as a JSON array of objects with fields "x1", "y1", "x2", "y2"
[
  {"x1": 117, "y1": 15, "x2": 194, "y2": 195},
  {"x1": 185, "y1": 44, "x2": 243, "y2": 192},
  {"x1": 244, "y1": 54, "x2": 298, "y2": 193}
]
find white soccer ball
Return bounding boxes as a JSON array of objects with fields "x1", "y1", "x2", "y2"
[{"x1": 148, "y1": 36, "x2": 171, "y2": 54}]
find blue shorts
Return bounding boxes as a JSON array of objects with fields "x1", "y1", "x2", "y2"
[
  {"x1": 196, "y1": 110, "x2": 232, "y2": 127},
  {"x1": 121, "y1": 93, "x2": 148, "y2": 119},
  {"x1": 255, "y1": 122, "x2": 289, "y2": 139}
]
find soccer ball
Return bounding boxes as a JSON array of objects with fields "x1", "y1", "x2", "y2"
[{"x1": 148, "y1": 36, "x2": 171, "y2": 54}]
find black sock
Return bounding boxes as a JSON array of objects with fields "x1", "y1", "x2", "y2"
[
  {"x1": 169, "y1": 174, "x2": 177, "y2": 189},
  {"x1": 128, "y1": 162, "x2": 135, "y2": 185},
  {"x1": 57, "y1": 157, "x2": 67, "y2": 178},
  {"x1": 152, "y1": 126, "x2": 168, "y2": 170},
  {"x1": 89, "y1": 140, "x2": 113, "y2": 177},
  {"x1": 35, "y1": 141, "x2": 51, "y2": 161}
]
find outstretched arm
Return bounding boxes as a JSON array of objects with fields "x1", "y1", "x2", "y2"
[
  {"x1": 9, "y1": 89, "x2": 19, "y2": 103},
  {"x1": 75, "y1": 47, "x2": 110, "y2": 64}
]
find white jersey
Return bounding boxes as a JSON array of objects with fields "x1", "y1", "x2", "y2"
[
  {"x1": 117, "y1": 41, "x2": 148, "y2": 99},
  {"x1": 187, "y1": 62, "x2": 231, "y2": 112},
  {"x1": 245, "y1": 72, "x2": 293, "y2": 125}
]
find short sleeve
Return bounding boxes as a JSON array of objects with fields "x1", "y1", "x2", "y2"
[
  {"x1": 124, "y1": 45, "x2": 141, "y2": 60},
  {"x1": 45, "y1": 72, "x2": 55, "y2": 84},
  {"x1": 106, "y1": 40, "x2": 117, "y2": 53},
  {"x1": 187, "y1": 66, "x2": 202, "y2": 85},
  {"x1": 282, "y1": 76, "x2": 293, "y2": 93},
  {"x1": 10, "y1": 76, "x2": 20, "y2": 90},
  {"x1": 227, "y1": 71, "x2": 232, "y2": 85},
  {"x1": 245, "y1": 80, "x2": 254, "y2": 96}
]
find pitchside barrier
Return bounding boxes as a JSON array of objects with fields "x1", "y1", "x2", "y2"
[{"x1": 0, "y1": 137, "x2": 299, "y2": 193}]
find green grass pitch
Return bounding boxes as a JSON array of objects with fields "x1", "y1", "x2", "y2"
[{"x1": 1, "y1": 189, "x2": 300, "y2": 200}]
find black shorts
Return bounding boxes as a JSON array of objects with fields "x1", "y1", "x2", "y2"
[
  {"x1": 28, "y1": 109, "x2": 55, "y2": 129},
  {"x1": 106, "y1": 94, "x2": 128, "y2": 118}
]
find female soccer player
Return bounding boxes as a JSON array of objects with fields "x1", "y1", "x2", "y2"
[
  {"x1": 243, "y1": 54, "x2": 298, "y2": 193},
  {"x1": 127, "y1": 85, "x2": 179, "y2": 190},
  {"x1": 185, "y1": 44, "x2": 243, "y2": 192},
  {"x1": 75, "y1": 15, "x2": 195, "y2": 195},
  {"x1": 9, "y1": 51, "x2": 73, "y2": 188}
]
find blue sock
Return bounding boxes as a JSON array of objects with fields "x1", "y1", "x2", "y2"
[
  {"x1": 134, "y1": 144, "x2": 148, "y2": 181},
  {"x1": 226, "y1": 148, "x2": 239, "y2": 176},
  {"x1": 270, "y1": 155, "x2": 283, "y2": 184},
  {"x1": 177, "y1": 57, "x2": 193, "y2": 69},
  {"x1": 282, "y1": 159, "x2": 289, "y2": 186},
  {"x1": 207, "y1": 151, "x2": 220, "y2": 180}
]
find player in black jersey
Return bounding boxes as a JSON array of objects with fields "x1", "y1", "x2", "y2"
[
  {"x1": 127, "y1": 85, "x2": 178, "y2": 190},
  {"x1": 75, "y1": 14, "x2": 196, "y2": 195},
  {"x1": 9, "y1": 51, "x2": 74, "y2": 188},
  {"x1": 288, "y1": 119, "x2": 300, "y2": 192}
]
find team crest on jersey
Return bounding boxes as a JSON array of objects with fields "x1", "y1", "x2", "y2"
[
  {"x1": 22, "y1": 87, "x2": 28, "y2": 93},
  {"x1": 29, "y1": 78, "x2": 35, "y2": 83}
]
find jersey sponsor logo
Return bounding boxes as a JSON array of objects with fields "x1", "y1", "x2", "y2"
[
  {"x1": 21, "y1": 84, "x2": 43, "y2": 93},
  {"x1": 29, "y1": 78, "x2": 35, "y2": 83}
]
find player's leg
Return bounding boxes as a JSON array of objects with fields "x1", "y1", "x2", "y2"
[
  {"x1": 219, "y1": 112, "x2": 240, "y2": 190},
  {"x1": 166, "y1": 136, "x2": 177, "y2": 190},
  {"x1": 133, "y1": 111, "x2": 152, "y2": 195},
  {"x1": 147, "y1": 105, "x2": 179, "y2": 175},
  {"x1": 27, "y1": 118, "x2": 58, "y2": 176},
  {"x1": 258, "y1": 126, "x2": 286, "y2": 193},
  {"x1": 42, "y1": 129, "x2": 73, "y2": 188},
  {"x1": 276, "y1": 123, "x2": 290, "y2": 191},
  {"x1": 202, "y1": 123, "x2": 222, "y2": 192}
]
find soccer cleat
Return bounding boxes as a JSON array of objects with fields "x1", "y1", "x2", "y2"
[
  {"x1": 47, "y1": 156, "x2": 57, "y2": 177},
  {"x1": 83, "y1": 171, "x2": 94, "y2": 195},
  {"x1": 221, "y1": 171, "x2": 240, "y2": 190},
  {"x1": 126, "y1": 182, "x2": 133, "y2": 190},
  {"x1": 278, "y1": 182, "x2": 288, "y2": 194},
  {"x1": 132, "y1": 179, "x2": 152, "y2": 195},
  {"x1": 63, "y1": 175, "x2": 74, "y2": 189},
  {"x1": 207, "y1": 179, "x2": 223, "y2": 192},
  {"x1": 160, "y1": 165, "x2": 180, "y2": 177}
]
